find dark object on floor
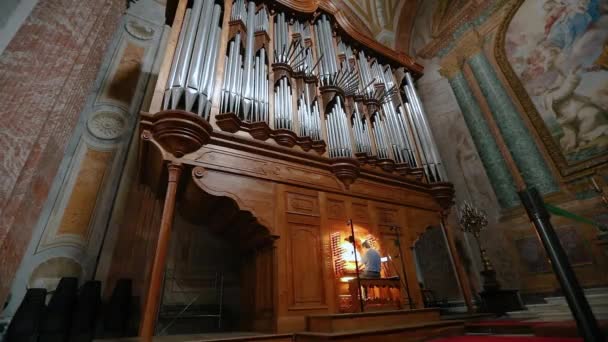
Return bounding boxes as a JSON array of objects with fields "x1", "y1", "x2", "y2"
[
  {"x1": 39, "y1": 277, "x2": 78, "y2": 342},
  {"x1": 4, "y1": 288, "x2": 47, "y2": 342},
  {"x1": 70, "y1": 281, "x2": 101, "y2": 342},
  {"x1": 480, "y1": 289, "x2": 524, "y2": 315},
  {"x1": 102, "y1": 279, "x2": 132, "y2": 337}
]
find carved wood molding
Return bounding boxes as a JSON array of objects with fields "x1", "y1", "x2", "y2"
[
  {"x1": 138, "y1": 114, "x2": 452, "y2": 212},
  {"x1": 140, "y1": 110, "x2": 213, "y2": 158}
]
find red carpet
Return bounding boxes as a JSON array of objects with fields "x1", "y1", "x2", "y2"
[{"x1": 430, "y1": 337, "x2": 583, "y2": 342}]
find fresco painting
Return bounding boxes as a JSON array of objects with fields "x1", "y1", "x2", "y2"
[{"x1": 506, "y1": 0, "x2": 608, "y2": 163}]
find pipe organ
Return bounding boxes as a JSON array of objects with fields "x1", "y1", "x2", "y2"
[
  {"x1": 138, "y1": 0, "x2": 464, "y2": 338},
  {"x1": 138, "y1": 0, "x2": 459, "y2": 336},
  {"x1": 153, "y1": 0, "x2": 447, "y2": 185}
]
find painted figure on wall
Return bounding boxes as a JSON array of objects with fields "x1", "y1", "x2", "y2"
[{"x1": 506, "y1": 0, "x2": 608, "y2": 163}]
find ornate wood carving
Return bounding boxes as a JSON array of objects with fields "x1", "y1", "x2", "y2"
[
  {"x1": 287, "y1": 192, "x2": 320, "y2": 217},
  {"x1": 429, "y1": 182, "x2": 455, "y2": 213},
  {"x1": 327, "y1": 199, "x2": 346, "y2": 220},
  {"x1": 140, "y1": 110, "x2": 213, "y2": 158},
  {"x1": 330, "y1": 157, "x2": 360, "y2": 188}
]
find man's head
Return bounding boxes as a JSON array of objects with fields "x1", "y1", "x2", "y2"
[{"x1": 362, "y1": 240, "x2": 371, "y2": 249}]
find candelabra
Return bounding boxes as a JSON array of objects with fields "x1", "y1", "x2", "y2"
[{"x1": 458, "y1": 202, "x2": 499, "y2": 291}]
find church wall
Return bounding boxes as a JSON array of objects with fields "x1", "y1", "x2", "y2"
[
  {"x1": 406, "y1": 0, "x2": 608, "y2": 298},
  {"x1": 0, "y1": 0, "x2": 168, "y2": 317},
  {"x1": 0, "y1": 0, "x2": 126, "y2": 310}
]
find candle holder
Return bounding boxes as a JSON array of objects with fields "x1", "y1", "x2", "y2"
[{"x1": 458, "y1": 202, "x2": 500, "y2": 291}]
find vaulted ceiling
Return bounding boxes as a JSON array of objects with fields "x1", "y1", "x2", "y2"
[{"x1": 340, "y1": 0, "x2": 418, "y2": 52}]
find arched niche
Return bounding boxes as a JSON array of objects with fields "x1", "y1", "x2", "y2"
[
  {"x1": 412, "y1": 225, "x2": 461, "y2": 308},
  {"x1": 156, "y1": 166, "x2": 277, "y2": 334}
]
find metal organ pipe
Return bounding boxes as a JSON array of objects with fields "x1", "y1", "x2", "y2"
[
  {"x1": 405, "y1": 73, "x2": 445, "y2": 178},
  {"x1": 185, "y1": 0, "x2": 214, "y2": 111},
  {"x1": 240, "y1": 1, "x2": 256, "y2": 120},
  {"x1": 199, "y1": 4, "x2": 222, "y2": 118},
  {"x1": 159, "y1": 5, "x2": 447, "y2": 184},
  {"x1": 163, "y1": 0, "x2": 224, "y2": 120},
  {"x1": 172, "y1": 0, "x2": 203, "y2": 109},
  {"x1": 403, "y1": 72, "x2": 446, "y2": 181},
  {"x1": 164, "y1": 9, "x2": 190, "y2": 110}
]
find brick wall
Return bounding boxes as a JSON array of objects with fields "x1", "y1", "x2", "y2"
[{"x1": 0, "y1": 0, "x2": 125, "y2": 306}]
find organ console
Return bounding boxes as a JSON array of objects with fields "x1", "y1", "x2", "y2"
[{"x1": 138, "y1": 0, "x2": 458, "y2": 337}]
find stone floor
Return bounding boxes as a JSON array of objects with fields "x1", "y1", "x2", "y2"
[{"x1": 507, "y1": 287, "x2": 608, "y2": 321}]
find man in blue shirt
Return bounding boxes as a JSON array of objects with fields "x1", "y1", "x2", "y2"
[{"x1": 360, "y1": 240, "x2": 381, "y2": 278}]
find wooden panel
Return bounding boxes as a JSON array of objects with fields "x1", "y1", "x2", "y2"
[
  {"x1": 351, "y1": 202, "x2": 369, "y2": 223},
  {"x1": 375, "y1": 207, "x2": 399, "y2": 226},
  {"x1": 306, "y1": 308, "x2": 440, "y2": 333},
  {"x1": 350, "y1": 180, "x2": 438, "y2": 210},
  {"x1": 194, "y1": 146, "x2": 343, "y2": 191},
  {"x1": 288, "y1": 223, "x2": 326, "y2": 308},
  {"x1": 287, "y1": 192, "x2": 320, "y2": 217},
  {"x1": 327, "y1": 200, "x2": 346, "y2": 220}
]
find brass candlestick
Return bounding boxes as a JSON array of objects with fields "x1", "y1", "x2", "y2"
[{"x1": 458, "y1": 202, "x2": 500, "y2": 291}]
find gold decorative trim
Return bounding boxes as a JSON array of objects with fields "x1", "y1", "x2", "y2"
[
  {"x1": 439, "y1": 55, "x2": 464, "y2": 79},
  {"x1": 458, "y1": 30, "x2": 483, "y2": 59},
  {"x1": 494, "y1": 0, "x2": 608, "y2": 178}
]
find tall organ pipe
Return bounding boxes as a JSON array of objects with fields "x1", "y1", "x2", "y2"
[
  {"x1": 164, "y1": 9, "x2": 190, "y2": 110},
  {"x1": 403, "y1": 72, "x2": 446, "y2": 181},
  {"x1": 241, "y1": 1, "x2": 256, "y2": 119},
  {"x1": 405, "y1": 74, "x2": 444, "y2": 177},
  {"x1": 185, "y1": 0, "x2": 214, "y2": 111},
  {"x1": 198, "y1": 5, "x2": 222, "y2": 117},
  {"x1": 172, "y1": 0, "x2": 204, "y2": 108}
]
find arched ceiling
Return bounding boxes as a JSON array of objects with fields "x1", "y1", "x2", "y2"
[{"x1": 341, "y1": 0, "x2": 404, "y2": 48}]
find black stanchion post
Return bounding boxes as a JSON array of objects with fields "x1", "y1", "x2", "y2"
[{"x1": 519, "y1": 187, "x2": 603, "y2": 341}]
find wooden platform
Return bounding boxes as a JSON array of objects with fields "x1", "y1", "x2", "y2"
[
  {"x1": 98, "y1": 309, "x2": 467, "y2": 341},
  {"x1": 305, "y1": 308, "x2": 441, "y2": 333},
  {"x1": 95, "y1": 332, "x2": 294, "y2": 341},
  {"x1": 295, "y1": 320, "x2": 465, "y2": 341}
]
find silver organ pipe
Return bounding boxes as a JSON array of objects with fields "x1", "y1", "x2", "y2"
[
  {"x1": 164, "y1": 9, "x2": 190, "y2": 110},
  {"x1": 403, "y1": 72, "x2": 447, "y2": 182},
  {"x1": 274, "y1": 12, "x2": 289, "y2": 63},
  {"x1": 315, "y1": 15, "x2": 338, "y2": 85},
  {"x1": 159, "y1": 5, "x2": 448, "y2": 183},
  {"x1": 371, "y1": 113, "x2": 390, "y2": 160},
  {"x1": 240, "y1": 1, "x2": 256, "y2": 120},
  {"x1": 274, "y1": 77, "x2": 293, "y2": 130},
  {"x1": 163, "y1": 0, "x2": 223, "y2": 119},
  {"x1": 221, "y1": 32, "x2": 243, "y2": 114},
  {"x1": 325, "y1": 97, "x2": 352, "y2": 158},
  {"x1": 351, "y1": 103, "x2": 372, "y2": 156}
]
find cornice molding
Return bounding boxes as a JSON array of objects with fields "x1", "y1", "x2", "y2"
[{"x1": 438, "y1": 55, "x2": 464, "y2": 79}]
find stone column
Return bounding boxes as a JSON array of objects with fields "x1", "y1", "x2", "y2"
[
  {"x1": 439, "y1": 60, "x2": 519, "y2": 208},
  {"x1": 461, "y1": 34, "x2": 558, "y2": 195}
]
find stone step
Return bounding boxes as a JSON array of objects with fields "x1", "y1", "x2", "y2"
[
  {"x1": 295, "y1": 320, "x2": 464, "y2": 341},
  {"x1": 305, "y1": 308, "x2": 440, "y2": 333}
]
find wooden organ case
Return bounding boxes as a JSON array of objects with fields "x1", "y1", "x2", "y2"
[{"x1": 137, "y1": 0, "x2": 456, "y2": 338}]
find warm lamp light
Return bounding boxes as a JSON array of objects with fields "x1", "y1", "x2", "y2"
[{"x1": 340, "y1": 276, "x2": 355, "y2": 282}]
